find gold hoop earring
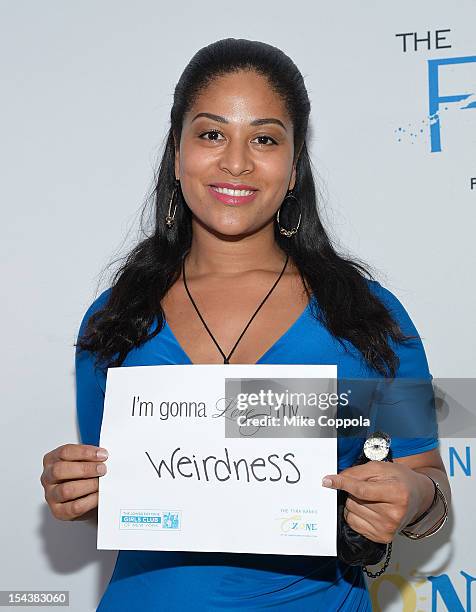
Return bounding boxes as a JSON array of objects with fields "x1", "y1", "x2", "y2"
[
  {"x1": 276, "y1": 191, "x2": 301, "y2": 237},
  {"x1": 165, "y1": 179, "x2": 180, "y2": 228}
]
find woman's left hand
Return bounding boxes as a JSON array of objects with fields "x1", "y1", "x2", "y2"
[{"x1": 322, "y1": 461, "x2": 431, "y2": 544}]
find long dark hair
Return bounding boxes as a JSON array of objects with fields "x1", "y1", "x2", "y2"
[{"x1": 76, "y1": 38, "x2": 413, "y2": 376}]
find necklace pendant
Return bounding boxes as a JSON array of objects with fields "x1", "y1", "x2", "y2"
[{"x1": 182, "y1": 253, "x2": 289, "y2": 369}]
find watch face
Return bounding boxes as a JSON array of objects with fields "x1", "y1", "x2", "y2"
[{"x1": 363, "y1": 435, "x2": 390, "y2": 461}]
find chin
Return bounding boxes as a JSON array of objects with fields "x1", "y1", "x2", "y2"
[
  {"x1": 207, "y1": 221, "x2": 256, "y2": 239},
  {"x1": 215, "y1": 227, "x2": 253, "y2": 239},
  {"x1": 193, "y1": 210, "x2": 260, "y2": 238}
]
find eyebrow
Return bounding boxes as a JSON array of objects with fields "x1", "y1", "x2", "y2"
[{"x1": 191, "y1": 112, "x2": 287, "y2": 131}]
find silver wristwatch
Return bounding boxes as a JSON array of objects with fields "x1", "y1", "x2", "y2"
[{"x1": 362, "y1": 431, "x2": 391, "y2": 462}]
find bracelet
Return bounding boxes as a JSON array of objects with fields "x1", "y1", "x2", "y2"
[{"x1": 399, "y1": 475, "x2": 449, "y2": 540}]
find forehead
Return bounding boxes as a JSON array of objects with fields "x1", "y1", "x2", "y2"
[{"x1": 185, "y1": 70, "x2": 291, "y2": 125}]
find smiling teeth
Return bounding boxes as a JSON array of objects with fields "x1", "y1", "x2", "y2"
[{"x1": 212, "y1": 187, "x2": 254, "y2": 196}]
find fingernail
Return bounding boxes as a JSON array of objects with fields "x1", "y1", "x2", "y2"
[
  {"x1": 322, "y1": 477, "x2": 333, "y2": 487},
  {"x1": 96, "y1": 449, "x2": 108, "y2": 460},
  {"x1": 97, "y1": 464, "x2": 107, "y2": 475}
]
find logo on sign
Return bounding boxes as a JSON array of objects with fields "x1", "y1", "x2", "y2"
[
  {"x1": 119, "y1": 509, "x2": 181, "y2": 530},
  {"x1": 276, "y1": 508, "x2": 318, "y2": 537}
]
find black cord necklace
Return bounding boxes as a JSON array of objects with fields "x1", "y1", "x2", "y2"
[{"x1": 182, "y1": 254, "x2": 289, "y2": 364}]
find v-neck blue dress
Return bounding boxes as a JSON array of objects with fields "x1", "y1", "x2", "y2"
[{"x1": 75, "y1": 280, "x2": 439, "y2": 611}]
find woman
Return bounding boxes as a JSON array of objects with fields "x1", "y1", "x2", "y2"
[{"x1": 41, "y1": 38, "x2": 451, "y2": 610}]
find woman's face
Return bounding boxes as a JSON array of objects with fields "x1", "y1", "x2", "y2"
[{"x1": 175, "y1": 70, "x2": 297, "y2": 237}]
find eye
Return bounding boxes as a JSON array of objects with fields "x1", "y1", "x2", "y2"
[
  {"x1": 198, "y1": 130, "x2": 225, "y2": 142},
  {"x1": 198, "y1": 130, "x2": 278, "y2": 146},
  {"x1": 252, "y1": 135, "x2": 278, "y2": 146}
]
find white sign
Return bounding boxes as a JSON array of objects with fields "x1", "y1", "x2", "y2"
[{"x1": 97, "y1": 364, "x2": 338, "y2": 556}]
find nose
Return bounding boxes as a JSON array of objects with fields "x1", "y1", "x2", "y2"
[{"x1": 218, "y1": 138, "x2": 254, "y2": 176}]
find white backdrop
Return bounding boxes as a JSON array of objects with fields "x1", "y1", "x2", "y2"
[{"x1": 1, "y1": 1, "x2": 474, "y2": 610}]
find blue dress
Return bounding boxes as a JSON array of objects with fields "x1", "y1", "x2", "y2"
[{"x1": 76, "y1": 280, "x2": 439, "y2": 611}]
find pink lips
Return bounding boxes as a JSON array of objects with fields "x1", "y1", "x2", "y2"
[{"x1": 208, "y1": 185, "x2": 258, "y2": 206}]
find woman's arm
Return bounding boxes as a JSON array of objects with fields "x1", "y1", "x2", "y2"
[
  {"x1": 70, "y1": 290, "x2": 112, "y2": 523},
  {"x1": 322, "y1": 452, "x2": 450, "y2": 544},
  {"x1": 393, "y1": 447, "x2": 451, "y2": 531}
]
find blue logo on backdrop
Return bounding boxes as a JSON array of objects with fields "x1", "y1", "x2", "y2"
[
  {"x1": 449, "y1": 445, "x2": 472, "y2": 477},
  {"x1": 369, "y1": 569, "x2": 476, "y2": 611},
  {"x1": 428, "y1": 55, "x2": 476, "y2": 152},
  {"x1": 428, "y1": 571, "x2": 476, "y2": 611}
]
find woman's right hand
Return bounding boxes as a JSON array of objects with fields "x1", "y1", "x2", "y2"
[{"x1": 40, "y1": 444, "x2": 109, "y2": 521}]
